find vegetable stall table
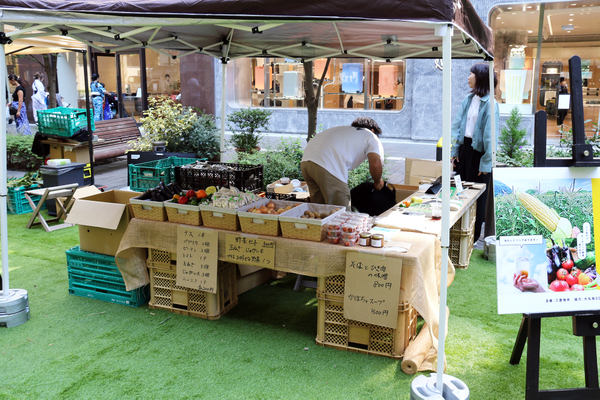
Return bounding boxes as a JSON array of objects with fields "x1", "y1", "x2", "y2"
[
  {"x1": 114, "y1": 218, "x2": 451, "y2": 366},
  {"x1": 375, "y1": 184, "x2": 485, "y2": 269}
]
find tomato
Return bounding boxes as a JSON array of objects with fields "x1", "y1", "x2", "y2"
[
  {"x1": 549, "y1": 280, "x2": 566, "y2": 292},
  {"x1": 173, "y1": 194, "x2": 180, "y2": 200},
  {"x1": 178, "y1": 196, "x2": 189, "y2": 204},
  {"x1": 556, "y1": 268, "x2": 569, "y2": 280},
  {"x1": 579, "y1": 273, "x2": 592, "y2": 286},
  {"x1": 571, "y1": 284, "x2": 585, "y2": 291},
  {"x1": 565, "y1": 274, "x2": 579, "y2": 287},
  {"x1": 196, "y1": 190, "x2": 207, "y2": 199},
  {"x1": 562, "y1": 259, "x2": 574, "y2": 271},
  {"x1": 186, "y1": 190, "x2": 196, "y2": 199},
  {"x1": 570, "y1": 268, "x2": 581, "y2": 278}
]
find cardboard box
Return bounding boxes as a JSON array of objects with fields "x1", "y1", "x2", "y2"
[
  {"x1": 49, "y1": 143, "x2": 91, "y2": 164},
  {"x1": 56, "y1": 185, "x2": 102, "y2": 211},
  {"x1": 387, "y1": 183, "x2": 419, "y2": 203},
  {"x1": 267, "y1": 179, "x2": 310, "y2": 200},
  {"x1": 404, "y1": 158, "x2": 442, "y2": 186},
  {"x1": 65, "y1": 190, "x2": 139, "y2": 256},
  {"x1": 236, "y1": 265, "x2": 273, "y2": 295}
]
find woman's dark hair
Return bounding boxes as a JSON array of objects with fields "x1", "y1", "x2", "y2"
[
  {"x1": 351, "y1": 117, "x2": 382, "y2": 136},
  {"x1": 8, "y1": 74, "x2": 24, "y2": 86},
  {"x1": 34, "y1": 72, "x2": 42, "y2": 80},
  {"x1": 470, "y1": 63, "x2": 498, "y2": 98},
  {"x1": 92, "y1": 73, "x2": 100, "y2": 81},
  {"x1": 560, "y1": 77, "x2": 566, "y2": 83}
]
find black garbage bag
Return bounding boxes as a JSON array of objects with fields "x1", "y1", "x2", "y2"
[{"x1": 350, "y1": 181, "x2": 396, "y2": 216}]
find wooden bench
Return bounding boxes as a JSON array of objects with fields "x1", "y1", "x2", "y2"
[{"x1": 93, "y1": 117, "x2": 141, "y2": 160}]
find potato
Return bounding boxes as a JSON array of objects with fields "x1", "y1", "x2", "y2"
[
  {"x1": 300, "y1": 215, "x2": 307, "y2": 218},
  {"x1": 320, "y1": 212, "x2": 328, "y2": 219},
  {"x1": 304, "y1": 210, "x2": 312, "y2": 216}
]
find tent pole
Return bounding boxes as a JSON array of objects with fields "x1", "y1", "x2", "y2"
[
  {"x1": 220, "y1": 62, "x2": 227, "y2": 157},
  {"x1": 436, "y1": 23, "x2": 452, "y2": 395},
  {"x1": 1, "y1": 27, "x2": 10, "y2": 297},
  {"x1": 82, "y1": 50, "x2": 94, "y2": 185}
]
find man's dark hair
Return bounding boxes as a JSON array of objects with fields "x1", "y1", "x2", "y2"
[
  {"x1": 470, "y1": 63, "x2": 498, "y2": 98},
  {"x1": 560, "y1": 77, "x2": 566, "y2": 83},
  {"x1": 351, "y1": 117, "x2": 382, "y2": 136}
]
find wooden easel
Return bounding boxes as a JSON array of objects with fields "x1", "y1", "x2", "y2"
[
  {"x1": 510, "y1": 312, "x2": 600, "y2": 399},
  {"x1": 24, "y1": 183, "x2": 78, "y2": 232},
  {"x1": 512, "y1": 56, "x2": 600, "y2": 399}
]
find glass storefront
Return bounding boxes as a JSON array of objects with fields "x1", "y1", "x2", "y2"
[
  {"x1": 490, "y1": 1, "x2": 600, "y2": 141},
  {"x1": 227, "y1": 57, "x2": 405, "y2": 111}
]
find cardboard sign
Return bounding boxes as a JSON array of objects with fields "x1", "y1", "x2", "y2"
[
  {"x1": 225, "y1": 234, "x2": 276, "y2": 268},
  {"x1": 176, "y1": 226, "x2": 219, "y2": 293},
  {"x1": 343, "y1": 252, "x2": 402, "y2": 328}
]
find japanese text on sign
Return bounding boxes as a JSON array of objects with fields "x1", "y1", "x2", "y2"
[
  {"x1": 176, "y1": 226, "x2": 219, "y2": 293},
  {"x1": 343, "y1": 252, "x2": 402, "y2": 329},
  {"x1": 224, "y1": 234, "x2": 275, "y2": 268}
]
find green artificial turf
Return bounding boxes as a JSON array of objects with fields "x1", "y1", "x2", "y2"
[{"x1": 1, "y1": 211, "x2": 599, "y2": 399}]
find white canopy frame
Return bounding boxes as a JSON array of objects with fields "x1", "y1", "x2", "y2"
[{"x1": 0, "y1": 7, "x2": 495, "y2": 394}]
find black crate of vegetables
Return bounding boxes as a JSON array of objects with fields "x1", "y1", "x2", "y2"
[{"x1": 175, "y1": 161, "x2": 263, "y2": 192}]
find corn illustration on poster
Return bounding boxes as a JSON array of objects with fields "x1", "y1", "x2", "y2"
[{"x1": 494, "y1": 167, "x2": 599, "y2": 314}]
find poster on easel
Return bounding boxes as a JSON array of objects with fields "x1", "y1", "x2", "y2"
[{"x1": 494, "y1": 167, "x2": 600, "y2": 314}]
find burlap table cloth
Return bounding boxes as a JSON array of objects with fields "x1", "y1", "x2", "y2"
[{"x1": 116, "y1": 218, "x2": 453, "y2": 366}]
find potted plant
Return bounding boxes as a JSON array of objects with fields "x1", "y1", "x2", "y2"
[
  {"x1": 171, "y1": 110, "x2": 222, "y2": 161},
  {"x1": 226, "y1": 108, "x2": 272, "y2": 153}
]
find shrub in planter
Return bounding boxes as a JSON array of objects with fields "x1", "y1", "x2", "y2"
[
  {"x1": 227, "y1": 108, "x2": 272, "y2": 152},
  {"x1": 169, "y1": 111, "x2": 221, "y2": 160},
  {"x1": 128, "y1": 96, "x2": 197, "y2": 152},
  {"x1": 6, "y1": 134, "x2": 43, "y2": 170}
]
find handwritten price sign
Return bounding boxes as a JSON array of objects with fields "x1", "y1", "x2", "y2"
[
  {"x1": 224, "y1": 234, "x2": 275, "y2": 268},
  {"x1": 176, "y1": 226, "x2": 219, "y2": 293},
  {"x1": 343, "y1": 252, "x2": 402, "y2": 328}
]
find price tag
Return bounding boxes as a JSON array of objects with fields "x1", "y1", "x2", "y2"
[
  {"x1": 176, "y1": 226, "x2": 219, "y2": 293},
  {"x1": 225, "y1": 234, "x2": 275, "y2": 268},
  {"x1": 454, "y1": 174, "x2": 464, "y2": 193},
  {"x1": 343, "y1": 252, "x2": 402, "y2": 329}
]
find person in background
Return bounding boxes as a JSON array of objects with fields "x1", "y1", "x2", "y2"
[
  {"x1": 301, "y1": 117, "x2": 384, "y2": 209},
  {"x1": 163, "y1": 73, "x2": 172, "y2": 95},
  {"x1": 451, "y1": 63, "x2": 499, "y2": 244},
  {"x1": 90, "y1": 73, "x2": 106, "y2": 121},
  {"x1": 8, "y1": 74, "x2": 31, "y2": 135},
  {"x1": 557, "y1": 77, "x2": 569, "y2": 126},
  {"x1": 31, "y1": 72, "x2": 47, "y2": 123}
]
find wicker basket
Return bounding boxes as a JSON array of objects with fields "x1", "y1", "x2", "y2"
[
  {"x1": 164, "y1": 201, "x2": 202, "y2": 226},
  {"x1": 315, "y1": 275, "x2": 417, "y2": 358},
  {"x1": 279, "y1": 203, "x2": 344, "y2": 242},
  {"x1": 148, "y1": 261, "x2": 237, "y2": 320},
  {"x1": 237, "y1": 199, "x2": 302, "y2": 237},
  {"x1": 130, "y1": 196, "x2": 167, "y2": 221},
  {"x1": 199, "y1": 204, "x2": 240, "y2": 231}
]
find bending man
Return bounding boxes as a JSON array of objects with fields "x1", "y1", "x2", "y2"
[{"x1": 301, "y1": 117, "x2": 384, "y2": 209}]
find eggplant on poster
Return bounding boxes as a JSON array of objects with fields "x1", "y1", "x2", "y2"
[{"x1": 494, "y1": 167, "x2": 600, "y2": 314}]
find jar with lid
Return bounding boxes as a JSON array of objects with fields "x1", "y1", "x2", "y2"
[{"x1": 371, "y1": 234, "x2": 384, "y2": 248}]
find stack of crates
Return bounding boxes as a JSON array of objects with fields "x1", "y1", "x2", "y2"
[
  {"x1": 147, "y1": 248, "x2": 238, "y2": 320},
  {"x1": 66, "y1": 246, "x2": 149, "y2": 307},
  {"x1": 7, "y1": 184, "x2": 46, "y2": 215},
  {"x1": 315, "y1": 274, "x2": 417, "y2": 359},
  {"x1": 449, "y1": 201, "x2": 477, "y2": 269},
  {"x1": 37, "y1": 107, "x2": 95, "y2": 137}
]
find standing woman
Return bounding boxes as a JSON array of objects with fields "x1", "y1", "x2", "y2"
[
  {"x1": 556, "y1": 77, "x2": 569, "y2": 126},
  {"x1": 451, "y1": 63, "x2": 499, "y2": 243},
  {"x1": 31, "y1": 72, "x2": 47, "y2": 123},
  {"x1": 90, "y1": 73, "x2": 106, "y2": 121},
  {"x1": 8, "y1": 74, "x2": 32, "y2": 135}
]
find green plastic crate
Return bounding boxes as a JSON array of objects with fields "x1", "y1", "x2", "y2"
[
  {"x1": 66, "y1": 246, "x2": 149, "y2": 307},
  {"x1": 7, "y1": 185, "x2": 46, "y2": 215},
  {"x1": 37, "y1": 107, "x2": 95, "y2": 137},
  {"x1": 128, "y1": 156, "x2": 197, "y2": 192}
]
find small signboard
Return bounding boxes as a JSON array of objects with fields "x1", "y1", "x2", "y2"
[
  {"x1": 343, "y1": 251, "x2": 402, "y2": 328},
  {"x1": 176, "y1": 226, "x2": 219, "y2": 293},
  {"x1": 225, "y1": 234, "x2": 276, "y2": 268}
]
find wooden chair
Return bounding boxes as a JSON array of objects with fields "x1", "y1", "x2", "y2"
[{"x1": 24, "y1": 183, "x2": 78, "y2": 232}]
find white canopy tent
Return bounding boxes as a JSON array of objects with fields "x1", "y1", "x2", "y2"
[{"x1": 0, "y1": 1, "x2": 494, "y2": 393}]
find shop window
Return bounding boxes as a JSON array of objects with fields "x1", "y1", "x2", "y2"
[{"x1": 227, "y1": 57, "x2": 405, "y2": 111}]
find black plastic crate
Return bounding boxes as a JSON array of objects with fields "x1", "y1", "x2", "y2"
[{"x1": 175, "y1": 162, "x2": 263, "y2": 192}]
